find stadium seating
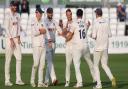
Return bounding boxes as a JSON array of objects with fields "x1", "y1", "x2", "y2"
[
  {"x1": 92, "y1": 8, "x2": 97, "y2": 20},
  {"x1": 126, "y1": 7, "x2": 128, "y2": 20},
  {"x1": 85, "y1": 8, "x2": 93, "y2": 19},
  {"x1": 85, "y1": 8, "x2": 93, "y2": 31},
  {"x1": 117, "y1": 22, "x2": 125, "y2": 36},
  {"x1": 102, "y1": 8, "x2": 109, "y2": 19},
  {"x1": 26, "y1": 19, "x2": 31, "y2": 36},
  {"x1": 110, "y1": 19, "x2": 117, "y2": 24},
  {"x1": 30, "y1": 8, "x2": 36, "y2": 14},
  {"x1": 86, "y1": 8, "x2": 93, "y2": 14},
  {"x1": 0, "y1": 8, "x2": 4, "y2": 25},
  {"x1": 53, "y1": 8, "x2": 61, "y2": 23},
  {"x1": 60, "y1": 8, "x2": 67, "y2": 19},
  {"x1": 0, "y1": 7, "x2": 127, "y2": 36},
  {"x1": 110, "y1": 24, "x2": 117, "y2": 36},
  {"x1": 21, "y1": 13, "x2": 29, "y2": 20},
  {"x1": 70, "y1": 8, "x2": 77, "y2": 19}
]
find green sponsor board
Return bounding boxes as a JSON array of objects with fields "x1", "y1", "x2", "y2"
[{"x1": 41, "y1": 0, "x2": 50, "y2": 3}]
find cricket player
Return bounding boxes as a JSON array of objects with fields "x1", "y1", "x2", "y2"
[
  {"x1": 44, "y1": 7, "x2": 62, "y2": 86},
  {"x1": 4, "y1": 1, "x2": 24, "y2": 86},
  {"x1": 30, "y1": 7, "x2": 48, "y2": 87},
  {"x1": 92, "y1": 8, "x2": 116, "y2": 89},
  {"x1": 64, "y1": 8, "x2": 95, "y2": 88},
  {"x1": 61, "y1": 8, "x2": 76, "y2": 87}
]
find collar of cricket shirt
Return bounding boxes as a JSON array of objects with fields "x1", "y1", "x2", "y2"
[
  {"x1": 10, "y1": 10, "x2": 17, "y2": 16},
  {"x1": 67, "y1": 20, "x2": 73, "y2": 24},
  {"x1": 47, "y1": 17, "x2": 53, "y2": 22}
]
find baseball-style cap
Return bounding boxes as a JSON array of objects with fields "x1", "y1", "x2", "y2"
[
  {"x1": 95, "y1": 8, "x2": 102, "y2": 15},
  {"x1": 47, "y1": 7, "x2": 53, "y2": 13},
  {"x1": 10, "y1": 1, "x2": 17, "y2": 6},
  {"x1": 35, "y1": 7, "x2": 44, "y2": 14}
]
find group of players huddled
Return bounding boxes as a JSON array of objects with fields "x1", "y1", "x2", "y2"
[{"x1": 3, "y1": 0, "x2": 116, "y2": 89}]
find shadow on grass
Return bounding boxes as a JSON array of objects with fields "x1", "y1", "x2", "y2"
[
  {"x1": 102, "y1": 81, "x2": 128, "y2": 88},
  {"x1": 53, "y1": 81, "x2": 95, "y2": 87},
  {"x1": 1, "y1": 81, "x2": 128, "y2": 89},
  {"x1": 54, "y1": 81, "x2": 128, "y2": 88}
]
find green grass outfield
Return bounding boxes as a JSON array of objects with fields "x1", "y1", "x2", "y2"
[{"x1": 0, "y1": 54, "x2": 128, "y2": 89}]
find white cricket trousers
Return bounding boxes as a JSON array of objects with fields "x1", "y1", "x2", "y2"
[
  {"x1": 65, "y1": 45, "x2": 73, "y2": 83},
  {"x1": 72, "y1": 44, "x2": 95, "y2": 84},
  {"x1": 93, "y1": 49, "x2": 114, "y2": 85},
  {"x1": 5, "y1": 38, "x2": 22, "y2": 83},
  {"x1": 45, "y1": 43, "x2": 56, "y2": 83},
  {"x1": 31, "y1": 46, "x2": 46, "y2": 83}
]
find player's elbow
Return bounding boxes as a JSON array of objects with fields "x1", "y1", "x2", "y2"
[{"x1": 66, "y1": 33, "x2": 73, "y2": 42}]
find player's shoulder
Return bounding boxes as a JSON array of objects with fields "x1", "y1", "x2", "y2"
[
  {"x1": 99, "y1": 18, "x2": 109, "y2": 25},
  {"x1": 41, "y1": 18, "x2": 46, "y2": 25},
  {"x1": 43, "y1": 18, "x2": 50, "y2": 24},
  {"x1": 43, "y1": 18, "x2": 47, "y2": 22},
  {"x1": 78, "y1": 19, "x2": 85, "y2": 24},
  {"x1": 5, "y1": 9, "x2": 12, "y2": 18},
  {"x1": 72, "y1": 19, "x2": 78, "y2": 25},
  {"x1": 5, "y1": 9, "x2": 11, "y2": 15},
  {"x1": 71, "y1": 20, "x2": 79, "y2": 30},
  {"x1": 103, "y1": 18, "x2": 109, "y2": 23}
]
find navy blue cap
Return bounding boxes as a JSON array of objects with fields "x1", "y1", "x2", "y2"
[
  {"x1": 10, "y1": 1, "x2": 17, "y2": 6},
  {"x1": 47, "y1": 7, "x2": 53, "y2": 13},
  {"x1": 35, "y1": 7, "x2": 44, "y2": 14},
  {"x1": 95, "y1": 8, "x2": 102, "y2": 16}
]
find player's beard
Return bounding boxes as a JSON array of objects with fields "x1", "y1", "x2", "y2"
[
  {"x1": 13, "y1": 9, "x2": 16, "y2": 13},
  {"x1": 68, "y1": 18, "x2": 72, "y2": 22},
  {"x1": 48, "y1": 17, "x2": 52, "y2": 20},
  {"x1": 12, "y1": 7, "x2": 17, "y2": 13},
  {"x1": 47, "y1": 16, "x2": 52, "y2": 20}
]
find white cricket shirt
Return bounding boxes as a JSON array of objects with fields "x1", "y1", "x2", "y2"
[
  {"x1": 44, "y1": 18, "x2": 62, "y2": 44},
  {"x1": 71, "y1": 19, "x2": 88, "y2": 46},
  {"x1": 92, "y1": 17, "x2": 112, "y2": 51},
  {"x1": 4, "y1": 10, "x2": 21, "y2": 38},
  {"x1": 64, "y1": 20, "x2": 76, "y2": 46},
  {"x1": 31, "y1": 17, "x2": 46, "y2": 47}
]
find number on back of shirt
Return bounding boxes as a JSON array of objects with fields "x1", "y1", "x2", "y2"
[{"x1": 79, "y1": 29, "x2": 86, "y2": 39}]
